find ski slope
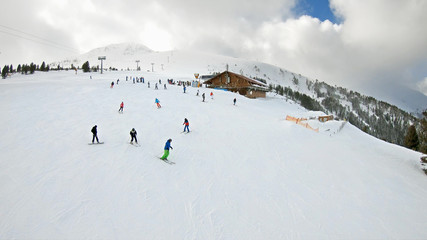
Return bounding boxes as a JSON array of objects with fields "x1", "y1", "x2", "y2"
[{"x1": 0, "y1": 71, "x2": 426, "y2": 239}]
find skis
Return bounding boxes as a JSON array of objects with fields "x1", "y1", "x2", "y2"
[
  {"x1": 88, "y1": 142, "x2": 104, "y2": 145},
  {"x1": 158, "y1": 157, "x2": 175, "y2": 165}
]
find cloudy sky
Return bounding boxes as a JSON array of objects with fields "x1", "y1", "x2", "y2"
[{"x1": 1, "y1": 0, "x2": 426, "y2": 98}]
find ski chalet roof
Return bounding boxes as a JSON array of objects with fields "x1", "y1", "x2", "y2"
[{"x1": 203, "y1": 71, "x2": 268, "y2": 88}]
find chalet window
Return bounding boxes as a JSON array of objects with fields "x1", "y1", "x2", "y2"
[{"x1": 227, "y1": 76, "x2": 230, "y2": 84}]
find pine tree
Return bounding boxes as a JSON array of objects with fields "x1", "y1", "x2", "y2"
[
  {"x1": 40, "y1": 62, "x2": 46, "y2": 72},
  {"x1": 82, "y1": 61, "x2": 90, "y2": 72},
  {"x1": 2, "y1": 65, "x2": 9, "y2": 79},
  {"x1": 29, "y1": 63, "x2": 36, "y2": 74},
  {"x1": 404, "y1": 125, "x2": 419, "y2": 150},
  {"x1": 419, "y1": 111, "x2": 427, "y2": 153}
]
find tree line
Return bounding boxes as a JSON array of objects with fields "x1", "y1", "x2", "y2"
[{"x1": 269, "y1": 80, "x2": 427, "y2": 153}]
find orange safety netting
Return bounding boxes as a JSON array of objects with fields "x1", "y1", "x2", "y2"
[{"x1": 285, "y1": 115, "x2": 319, "y2": 133}]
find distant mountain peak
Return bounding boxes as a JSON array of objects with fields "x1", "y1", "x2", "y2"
[{"x1": 85, "y1": 42, "x2": 154, "y2": 56}]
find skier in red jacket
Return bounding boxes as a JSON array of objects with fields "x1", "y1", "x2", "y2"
[
  {"x1": 118, "y1": 101, "x2": 124, "y2": 113},
  {"x1": 183, "y1": 118, "x2": 190, "y2": 133}
]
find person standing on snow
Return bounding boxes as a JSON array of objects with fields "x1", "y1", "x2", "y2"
[
  {"x1": 210, "y1": 92, "x2": 214, "y2": 99},
  {"x1": 118, "y1": 101, "x2": 124, "y2": 113},
  {"x1": 164, "y1": 84, "x2": 167, "y2": 90},
  {"x1": 155, "y1": 98, "x2": 161, "y2": 108},
  {"x1": 130, "y1": 128, "x2": 138, "y2": 144},
  {"x1": 196, "y1": 89, "x2": 199, "y2": 96},
  {"x1": 91, "y1": 125, "x2": 99, "y2": 143},
  {"x1": 183, "y1": 118, "x2": 190, "y2": 133},
  {"x1": 202, "y1": 93, "x2": 205, "y2": 102},
  {"x1": 110, "y1": 82, "x2": 114, "y2": 88},
  {"x1": 160, "y1": 139, "x2": 173, "y2": 160},
  {"x1": 155, "y1": 83, "x2": 158, "y2": 90},
  {"x1": 148, "y1": 82, "x2": 150, "y2": 88},
  {"x1": 233, "y1": 98, "x2": 236, "y2": 105}
]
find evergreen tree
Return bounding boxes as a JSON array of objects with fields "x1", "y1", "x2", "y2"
[
  {"x1": 404, "y1": 125, "x2": 419, "y2": 150},
  {"x1": 82, "y1": 61, "x2": 90, "y2": 72},
  {"x1": 40, "y1": 62, "x2": 46, "y2": 72},
  {"x1": 2, "y1": 65, "x2": 9, "y2": 79},
  {"x1": 17, "y1": 64, "x2": 21, "y2": 73},
  {"x1": 419, "y1": 111, "x2": 427, "y2": 153},
  {"x1": 29, "y1": 63, "x2": 36, "y2": 74}
]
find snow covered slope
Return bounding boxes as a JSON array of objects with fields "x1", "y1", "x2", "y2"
[
  {"x1": 53, "y1": 43, "x2": 427, "y2": 114},
  {"x1": 0, "y1": 70, "x2": 426, "y2": 239}
]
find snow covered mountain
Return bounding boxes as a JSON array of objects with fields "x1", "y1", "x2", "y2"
[
  {"x1": 0, "y1": 70, "x2": 426, "y2": 239},
  {"x1": 52, "y1": 43, "x2": 426, "y2": 149}
]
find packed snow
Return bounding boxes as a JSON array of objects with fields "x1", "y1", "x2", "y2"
[{"x1": 0, "y1": 70, "x2": 426, "y2": 239}]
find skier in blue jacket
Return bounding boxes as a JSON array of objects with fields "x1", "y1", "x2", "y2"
[{"x1": 160, "y1": 139, "x2": 173, "y2": 160}]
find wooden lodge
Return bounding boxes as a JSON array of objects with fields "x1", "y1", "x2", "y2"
[{"x1": 203, "y1": 71, "x2": 268, "y2": 98}]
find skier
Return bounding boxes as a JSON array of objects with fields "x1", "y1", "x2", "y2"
[
  {"x1": 202, "y1": 93, "x2": 205, "y2": 102},
  {"x1": 183, "y1": 118, "x2": 190, "y2": 133},
  {"x1": 148, "y1": 82, "x2": 150, "y2": 88},
  {"x1": 160, "y1": 139, "x2": 173, "y2": 160},
  {"x1": 110, "y1": 82, "x2": 114, "y2": 88},
  {"x1": 130, "y1": 128, "x2": 138, "y2": 144},
  {"x1": 164, "y1": 84, "x2": 167, "y2": 90},
  {"x1": 118, "y1": 101, "x2": 124, "y2": 113},
  {"x1": 155, "y1": 98, "x2": 161, "y2": 108},
  {"x1": 196, "y1": 89, "x2": 199, "y2": 96},
  {"x1": 210, "y1": 92, "x2": 213, "y2": 99},
  {"x1": 233, "y1": 98, "x2": 236, "y2": 105},
  {"x1": 159, "y1": 79, "x2": 161, "y2": 84},
  {"x1": 155, "y1": 83, "x2": 158, "y2": 90},
  {"x1": 117, "y1": 79, "x2": 119, "y2": 85},
  {"x1": 183, "y1": 85, "x2": 186, "y2": 93},
  {"x1": 91, "y1": 125, "x2": 99, "y2": 143}
]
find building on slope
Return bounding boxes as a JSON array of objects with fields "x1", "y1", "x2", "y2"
[{"x1": 203, "y1": 71, "x2": 268, "y2": 98}]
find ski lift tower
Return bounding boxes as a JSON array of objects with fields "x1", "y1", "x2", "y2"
[
  {"x1": 98, "y1": 56, "x2": 106, "y2": 74},
  {"x1": 135, "y1": 60, "x2": 140, "y2": 71}
]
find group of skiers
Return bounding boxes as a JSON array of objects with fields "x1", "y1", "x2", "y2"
[
  {"x1": 93, "y1": 77, "x2": 240, "y2": 161},
  {"x1": 90, "y1": 117, "x2": 190, "y2": 161}
]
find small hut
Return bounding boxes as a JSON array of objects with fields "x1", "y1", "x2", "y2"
[
  {"x1": 318, "y1": 115, "x2": 334, "y2": 122},
  {"x1": 203, "y1": 71, "x2": 268, "y2": 98}
]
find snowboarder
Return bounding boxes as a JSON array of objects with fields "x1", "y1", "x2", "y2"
[
  {"x1": 160, "y1": 139, "x2": 173, "y2": 160},
  {"x1": 91, "y1": 125, "x2": 99, "y2": 143},
  {"x1": 118, "y1": 101, "x2": 124, "y2": 113},
  {"x1": 130, "y1": 128, "x2": 138, "y2": 144},
  {"x1": 202, "y1": 93, "x2": 205, "y2": 102},
  {"x1": 183, "y1": 118, "x2": 190, "y2": 133},
  {"x1": 233, "y1": 98, "x2": 236, "y2": 105},
  {"x1": 155, "y1": 98, "x2": 161, "y2": 108}
]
